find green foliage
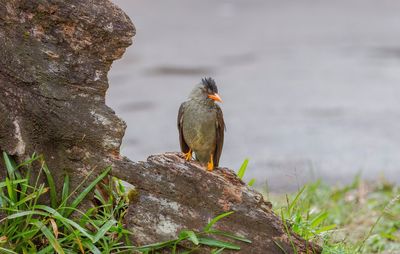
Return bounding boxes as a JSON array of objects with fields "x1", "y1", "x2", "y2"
[
  {"x1": 278, "y1": 184, "x2": 337, "y2": 242},
  {"x1": 0, "y1": 153, "x2": 251, "y2": 253},
  {"x1": 204, "y1": 211, "x2": 234, "y2": 232},
  {"x1": 270, "y1": 177, "x2": 400, "y2": 253},
  {"x1": 247, "y1": 178, "x2": 256, "y2": 187},
  {"x1": 237, "y1": 159, "x2": 249, "y2": 180},
  {"x1": 236, "y1": 159, "x2": 256, "y2": 187},
  {"x1": 0, "y1": 152, "x2": 128, "y2": 253}
]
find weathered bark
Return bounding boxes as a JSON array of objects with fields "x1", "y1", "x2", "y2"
[
  {"x1": 114, "y1": 153, "x2": 320, "y2": 253},
  {"x1": 0, "y1": 1, "x2": 321, "y2": 253},
  {"x1": 0, "y1": 0, "x2": 133, "y2": 188}
]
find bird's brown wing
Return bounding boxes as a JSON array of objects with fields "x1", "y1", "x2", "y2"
[
  {"x1": 177, "y1": 103, "x2": 190, "y2": 154},
  {"x1": 214, "y1": 104, "x2": 225, "y2": 167}
]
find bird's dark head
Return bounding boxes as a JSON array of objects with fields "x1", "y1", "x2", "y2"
[{"x1": 190, "y1": 77, "x2": 223, "y2": 103}]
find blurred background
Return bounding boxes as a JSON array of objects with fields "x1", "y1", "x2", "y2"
[{"x1": 107, "y1": 0, "x2": 400, "y2": 192}]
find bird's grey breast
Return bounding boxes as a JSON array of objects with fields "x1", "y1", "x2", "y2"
[{"x1": 182, "y1": 101, "x2": 217, "y2": 151}]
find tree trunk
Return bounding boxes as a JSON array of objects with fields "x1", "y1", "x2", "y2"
[
  {"x1": 0, "y1": 0, "x2": 133, "y2": 190},
  {"x1": 0, "y1": 1, "x2": 321, "y2": 253}
]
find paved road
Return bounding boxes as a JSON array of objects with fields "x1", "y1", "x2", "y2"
[{"x1": 107, "y1": 0, "x2": 400, "y2": 191}]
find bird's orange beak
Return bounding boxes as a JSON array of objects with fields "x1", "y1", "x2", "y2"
[{"x1": 208, "y1": 93, "x2": 223, "y2": 103}]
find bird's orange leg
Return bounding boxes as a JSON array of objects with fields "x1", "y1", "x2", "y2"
[
  {"x1": 184, "y1": 149, "x2": 192, "y2": 161},
  {"x1": 207, "y1": 153, "x2": 214, "y2": 171}
]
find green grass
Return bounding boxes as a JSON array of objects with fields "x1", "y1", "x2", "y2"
[
  {"x1": 0, "y1": 152, "x2": 127, "y2": 253},
  {"x1": 3, "y1": 153, "x2": 398, "y2": 253},
  {"x1": 0, "y1": 153, "x2": 251, "y2": 253},
  {"x1": 236, "y1": 158, "x2": 399, "y2": 253},
  {"x1": 236, "y1": 159, "x2": 256, "y2": 187},
  {"x1": 268, "y1": 176, "x2": 400, "y2": 253}
]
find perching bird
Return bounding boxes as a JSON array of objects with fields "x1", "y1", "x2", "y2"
[{"x1": 177, "y1": 77, "x2": 225, "y2": 171}]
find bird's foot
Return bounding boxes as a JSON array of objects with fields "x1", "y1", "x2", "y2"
[
  {"x1": 207, "y1": 162, "x2": 214, "y2": 171},
  {"x1": 184, "y1": 149, "x2": 192, "y2": 161},
  {"x1": 207, "y1": 154, "x2": 214, "y2": 171}
]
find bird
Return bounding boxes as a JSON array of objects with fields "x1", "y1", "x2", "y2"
[{"x1": 177, "y1": 77, "x2": 225, "y2": 171}]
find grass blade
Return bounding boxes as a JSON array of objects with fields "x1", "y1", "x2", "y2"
[
  {"x1": 4, "y1": 210, "x2": 50, "y2": 220},
  {"x1": 49, "y1": 218, "x2": 59, "y2": 239},
  {"x1": 59, "y1": 174, "x2": 70, "y2": 216},
  {"x1": 314, "y1": 224, "x2": 337, "y2": 234},
  {"x1": 14, "y1": 187, "x2": 48, "y2": 207},
  {"x1": 0, "y1": 247, "x2": 18, "y2": 254},
  {"x1": 5, "y1": 177, "x2": 16, "y2": 203},
  {"x1": 288, "y1": 185, "x2": 306, "y2": 214},
  {"x1": 3, "y1": 152, "x2": 16, "y2": 180},
  {"x1": 248, "y1": 178, "x2": 256, "y2": 187},
  {"x1": 65, "y1": 166, "x2": 111, "y2": 217},
  {"x1": 75, "y1": 235, "x2": 85, "y2": 254},
  {"x1": 204, "y1": 211, "x2": 234, "y2": 232},
  {"x1": 32, "y1": 220, "x2": 65, "y2": 254},
  {"x1": 34, "y1": 205, "x2": 94, "y2": 241},
  {"x1": 179, "y1": 230, "x2": 199, "y2": 245},
  {"x1": 208, "y1": 230, "x2": 252, "y2": 243},
  {"x1": 12, "y1": 229, "x2": 40, "y2": 240},
  {"x1": 93, "y1": 219, "x2": 117, "y2": 243},
  {"x1": 136, "y1": 239, "x2": 178, "y2": 251},
  {"x1": 310, "y1": 212, "x2": 328, "y2": 228},
  {"x1": 237, "y1": 159, "x2": 249, "y2": 180},
  {"x1": 61, "y1": 174, "x2": 70, "y2": 203},
  {"x1": 0, "y1": 179, "x2": 27, "y2": 188},
  {"x1": 211, "y1": 248, "x2": 225, "y2": 254},
  {"x1": 273, "y1": 240, "x2": 288, "y2": 254},
  {"x1": 81, "y1": 240, "x2": 102, "y2": 254},
  {"x1": 20, "y1": 168, "x2": 31, "y2": 196},
  {"x1": 15, "y1": 153, "x2": 38, "y2": 169},
  {"x1": 197, "y1": 237, "x2": 240, "y2": 250},
  {"x1": 42, "y1": 163, "x2": 57, "y2": 208}
]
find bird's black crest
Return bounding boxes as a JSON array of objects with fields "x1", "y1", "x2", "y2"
[{"x1": 201, "y1": 77, "x2": 218, "y2": 93}]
